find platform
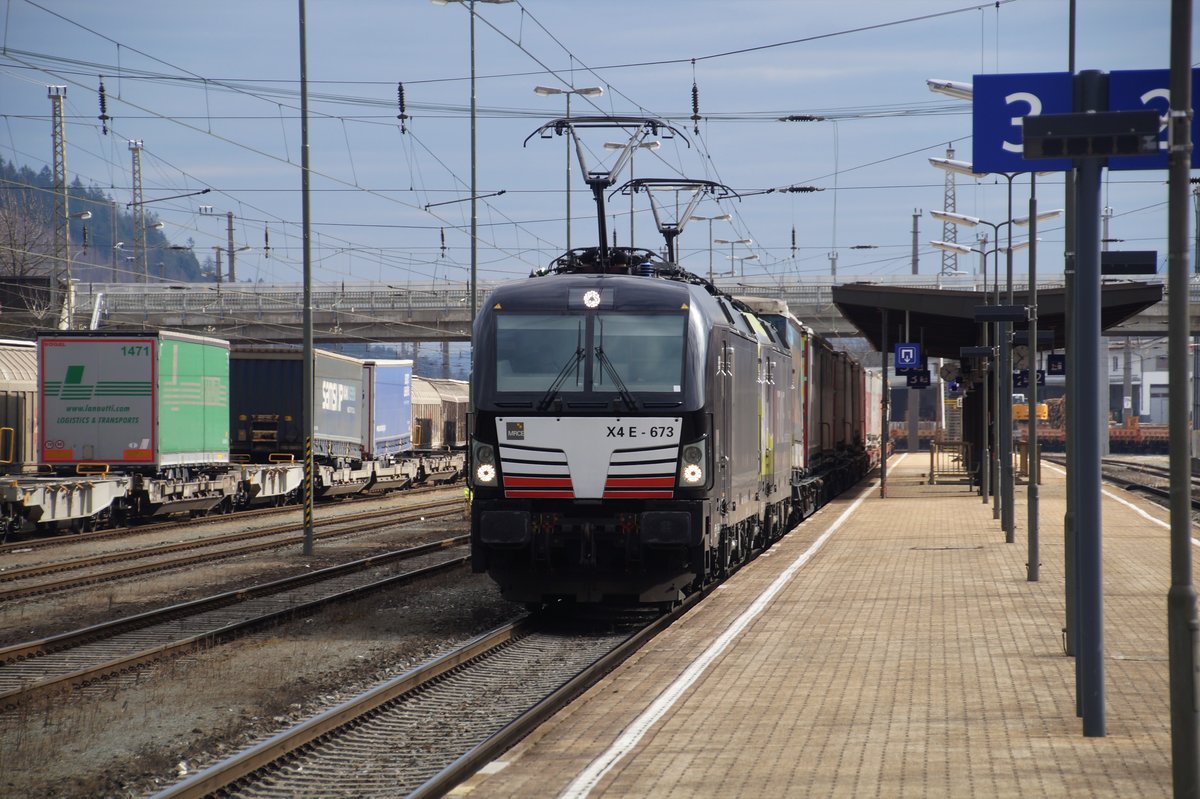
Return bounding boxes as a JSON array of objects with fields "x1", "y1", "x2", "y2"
[{"x1": 453, "y1": 452, "x2": 1182, "y2": 798}]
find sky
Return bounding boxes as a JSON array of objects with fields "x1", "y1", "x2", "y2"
[{"x1": 0, "y1": 0, "x2": 1194, "y2": 292}]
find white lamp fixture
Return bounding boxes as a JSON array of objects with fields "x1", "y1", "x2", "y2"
[{"x1": 926, "y1": 78, "x2": 973, "y2": 100}]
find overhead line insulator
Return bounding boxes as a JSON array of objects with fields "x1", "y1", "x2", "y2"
[
  {"x1": 97, "y1": 76, "x2": 109, "y2": 135},
  {"x1": 397, "y1": 82, "x2": 409, "y2": 133},
  {"x1": 690, "y1": 81, "x2": 701, "y2": 135}
]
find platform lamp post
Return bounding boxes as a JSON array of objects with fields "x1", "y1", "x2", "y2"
[
  {"x1": 714, "y1": 238, "x2": 752, "y2": 280},
  {"x1": 690, "y1": 213, "x2": 732, "y2": 281},
  {"x1": 930, "y1": 156, "x2": 1062, "y2": 542},
  {"x1": 433, "y1": 0, "x2": 514, "y2": 322},
  {"x1": 605, "y1": 140, "x2": 660, "y2": 248},
  {"x1": 932, "y1": 236, "x2": 1033, "y2": 508},
  {"x1": 928, "y1": 78, "x2": 1067, "y2": 544},
  {"x1": 533, "y1": 85, "x2": 604, "y2": 253},
  {"x1": 726, "y1": 253, "x2": 759, "y2": 277}
]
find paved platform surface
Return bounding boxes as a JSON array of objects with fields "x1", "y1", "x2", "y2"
[{"x1": 453, "y1": 452, "x2": 1182, "y2": 798}]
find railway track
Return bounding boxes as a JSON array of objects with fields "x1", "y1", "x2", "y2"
[
  {"x1": 0, "y1": 536, "x2": 469, "y2": 710},
  {"x1": 149, "y1": 601, "x2": 691, "y2": 799},
  {"x1": 0, "y1": 484, "x2": 458, "y2": 555},
  {"x1": 1043, "y1": 455, "x2": 1200, "y2": 512},
  {"x1": 0, "y1": 498, "x2": 463, "y2": 602}
]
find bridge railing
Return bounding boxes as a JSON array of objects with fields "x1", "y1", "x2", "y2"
[
  {"x1": 73, "y1": 272, "x2": 1179, "y2": 315},
  {"x1": 76, "y1": 282, "x2": 477, "y2": 315},
  {"x1": 57, "y1": 273, "x2": 1184, "y2": 341}
]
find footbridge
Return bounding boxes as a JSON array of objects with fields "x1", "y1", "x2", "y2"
[{"x1": 0, "y1": 274, "x2": 1188, "y2": 344}]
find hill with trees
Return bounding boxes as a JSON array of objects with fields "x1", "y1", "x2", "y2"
[{"x1": 0, "y1": 155, "x2": 203, "y2": 285}]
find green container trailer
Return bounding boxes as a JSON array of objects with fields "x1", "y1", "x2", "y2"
[{"x1": 38, "y1": 330, "x2": 230, "y2": 470}]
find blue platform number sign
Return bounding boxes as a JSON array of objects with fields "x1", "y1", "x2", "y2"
[
  {"x1": 973, "y1": 72, "x2": 1073, "y2": 174},
  {"x1": 1107, "y1": 69, "x2": 1200, "y2": 171},
  {"x1": 1047, "y1": 354, "x2": 1066, "y2": 376},
  {"x1": 894, "y1": 343, "x2": 921, "y2": 370},
  {"x1": 973, "y1": 69, "x2": 1200, "y2": 174}
]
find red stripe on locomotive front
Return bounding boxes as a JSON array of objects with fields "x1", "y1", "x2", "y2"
[{"x1": 604, "y1": 476, "x2": 675, "y2": 488}]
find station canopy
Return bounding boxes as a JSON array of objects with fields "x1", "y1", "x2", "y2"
[{"x1": 831, "y1": 281, "x2": 1163, "y2": 359}]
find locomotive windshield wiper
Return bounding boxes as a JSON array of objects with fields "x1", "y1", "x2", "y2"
[
  {"x1": 537, "y1": 347, "x2": 585, "y2": 411},
  {"x1": 594, "y1": 346, "x2": 638, "y2": 412}
]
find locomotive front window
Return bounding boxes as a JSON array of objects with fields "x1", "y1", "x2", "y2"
[
  {"x1": 593, "y1": 313, "x2": 684, "y2": 393},
  {"x1": 492, "y1": 312, "x2": 685, "y2": 397},
  {"x1": 495, "y1": 315, "x2": 586, "y2": 393}
]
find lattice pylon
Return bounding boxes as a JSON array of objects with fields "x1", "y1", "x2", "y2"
[
  {"x1": 940, "y1": 145, "x2": 958, "y2": 276},
  {"x1": 49, "y1": 86, "x2": 68, "y2": 278},
  {"x1": 48, "y1": 86, "x2": 72, "y2": 328},
  {"x1": 129, "y1": 140, "x2": 147, "y2": 282}
]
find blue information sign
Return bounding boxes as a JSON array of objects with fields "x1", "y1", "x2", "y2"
[
  {"x1": 894, "y1": 343, "x2": 921, "y2": 370},
  {"x1": 1107, "y1": 69, "x2": 1200, "y2": 171},
  {"x1": 973, "y1": 72, "x2": 1073, "y2": 174},
  {"x1": 972, "y1": 69, "x2": 1200, "y2": 173}
]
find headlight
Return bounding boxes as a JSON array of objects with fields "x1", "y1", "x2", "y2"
[
  {"x1": 476, "y1": 463, "x2": 497, "y2": 484},
  {"x1": 473, "y1": 441, "x2": 498, "y2": 486},
  {"x1": 678, "y1": 438, "x2": 707, "y2": 486}
]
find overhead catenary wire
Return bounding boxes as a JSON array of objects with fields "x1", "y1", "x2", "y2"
[
  {"x1": 2, "y1": 0, "x2": 974, "y2": 277},
  {"x1": 1, "y1": 0, "x2": 1154, "y2": 299}
]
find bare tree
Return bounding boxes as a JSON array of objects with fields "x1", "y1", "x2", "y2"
[
  {"x1": 0, "y1": 186, "x2": 52, "y2": 278},
  {"x1": 0, "y1": 186, "x2": 58, "y2": 335}
]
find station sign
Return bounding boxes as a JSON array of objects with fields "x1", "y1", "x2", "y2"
[
  {"x1": 1046, "y1": 354, "x2": 1066, "y2": 376},
  {"x1": 906, "y1": 369, "x2": 931, "y2": 389},
  {"x1": 1013, "y1": 370, "x2": 1046, "y2": 389},
  {"x1": 972, "y1": 68, "x2": 1200, "y2": 173},
  {"x1": 894, "y1": 343, "x2": 921, "y2": 370}
]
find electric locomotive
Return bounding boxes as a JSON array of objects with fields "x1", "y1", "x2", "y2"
[{"x1": 468, "y1": 248, "x2": 795, "y2": 606}]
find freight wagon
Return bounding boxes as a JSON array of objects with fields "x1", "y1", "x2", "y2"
[
  {"x1": 38, "y1": 330, "x2": 230, "y2": 472},
  {"x1": 412, "y1": 377, "x2": 469, "y2": 451},
  {"x1": 229, "y1": 345, "x2": 364, "y2": 466},
  {"x1": 34, "y1": 330, "x2": 236, "y2": 520},
  {"x1": 362, "y1": 358, "x2": 413, "y2": 459},
  {"x1": 0, "y1": 339, "x2": 37, "y2": 474},
  {"x1": 1, "y1": 334, "x2": 464, "y2": 539}
]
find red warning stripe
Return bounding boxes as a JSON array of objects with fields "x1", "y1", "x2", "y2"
[{"x1": 604, "y1": 476, "x2": 674, "y2": 489}]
